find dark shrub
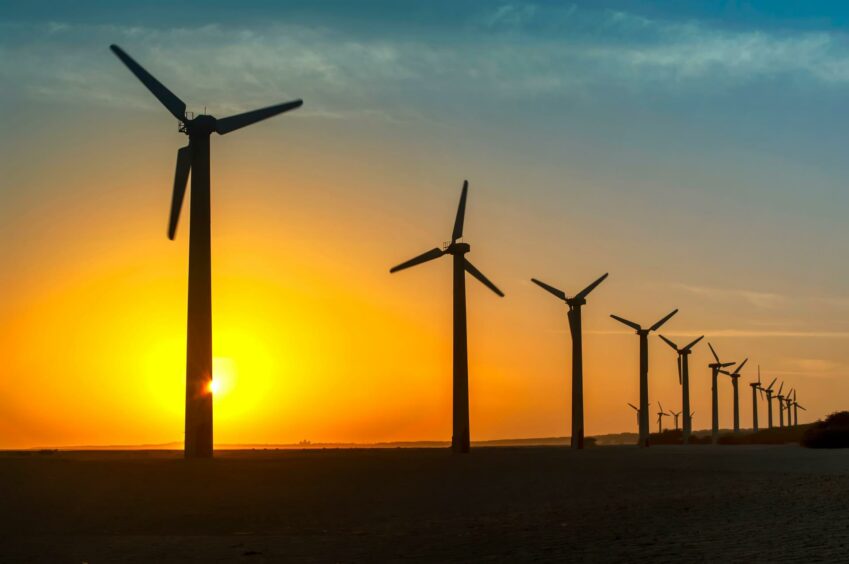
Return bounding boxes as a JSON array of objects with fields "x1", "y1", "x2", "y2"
[{"x1": 802, "y1": 411, "x2": 849, "y2": 448}]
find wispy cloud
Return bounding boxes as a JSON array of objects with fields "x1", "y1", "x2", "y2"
[
  {"x1": 5, "y1": 5, "x2": 849, "y2": 121},
  {"x1": 674, "y1": 283, "x2": 786, "y2": 309}
]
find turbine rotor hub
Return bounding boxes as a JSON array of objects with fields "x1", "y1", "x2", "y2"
[
  {"x1": 183, "y1": 114, "x2": 217, "y2": 135},
  {"x1": 446, "y1": 242, "x2": 470, "y2": 255}
]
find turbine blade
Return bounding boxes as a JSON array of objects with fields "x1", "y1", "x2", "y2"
[
  {"x1": 766, "y1": 378, "x2": 777, "y2": 391},
  {"x1": 649, "y1": 309, "x2": 678, "y2": 332},
  {"x1": 733, "y1": 358, "x2": 749, "y2": 375},
  {"x1": 530, "y1": 278, "x2": 566, "y2": 301},
  {"x1": 683, "y1": 335, "x2": 704, "y2": 351},
  {"x1": 215, "y1": 99, "x2": 303, "y2": 134},
  {"x1": 719, "y1": 362, "x2": 736, "y2": 368},
  {"x1": 389, "y1": 248, "x2": 444, "y2": 273},
  {"x1": 464, "y1": 259, "x2": 504, "y2": 297},
  {"x1": 797, "y1": 405, "x2": 806, "y2": 411},
  {"x1": 109, "y1": 45, "x2": 186, "y2": 122},
  {"x1": 574, "y1": 272, "x2": 609, "y2": 300},
  {"x1": 627, "y1": 403, "x2": 639, "y2": 411},
  {"x1": 451, "y1": 180, "x2": 468, "y2": 242},
  {"x1": 777, "y1": 381, "x2": 784, "y2": 395},
  {"x1": 610, "y1": 314, "x2": 641, "y2": 331},
  {"x1": 677, "y1": 355, "x2": 682, "y2": 385},
  {"x1": 168, "y1": 145, "x2": 192, "y2": 240},
  {"x1": 658, "y1": 334, "x2": 679, "y2": 351},
  {"x1": 708, "y1": 342, "x2": 720, "y2": 363}
]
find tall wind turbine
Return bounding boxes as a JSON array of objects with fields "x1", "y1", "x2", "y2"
[
  {"x1": 610, "y1": 309, "x2": 678, "y2": 447},
  {"x1": 720, "y1": 358, "x2": 748, "y2": 433},
  {"x1": 390, "y1": 181, "x2": 504, "y2": 453},
  {"x1": 656, "y1": 403, "x2": 669, "y2": 434},
  {"x1": 775, "y1": 382, "x2": 786, "y2": 428},
  {"x1": 763, "y1": 378, "x2": 777, "y2": 429},
  {"x1": 531, "y1": 273, "x2": 608, "y2": 449},
  {"x1": 707, "y1": 343, "x2": 735, "y2": 444},
  {"x1": 750, "y1": 365, "x2": 764, "y2": 432},
  {"x1": 658, "y1": 334, "x2": 703, "y2": 443},
  {"x1": 110, "y1": 45, "x2": 303, "y2": 458}
]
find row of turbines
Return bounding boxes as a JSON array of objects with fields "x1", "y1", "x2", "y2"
[
  {"x1": 111, "y1": 44, "x2": 810, "y2": 459},
  {"x1": 390, "y1": 181, "x2": 808, "y2": 452}
]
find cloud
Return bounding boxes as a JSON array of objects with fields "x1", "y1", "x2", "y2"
[{"x1": 673, "y1": 283, "x2": 786, "y2": 309}]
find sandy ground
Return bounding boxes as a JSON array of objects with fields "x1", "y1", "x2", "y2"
[{"x1": 2, "y1": 446, "x2": 849, "y2": 562}]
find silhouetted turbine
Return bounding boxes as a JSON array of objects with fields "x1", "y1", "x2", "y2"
[
  {"x1": 670, "y1": 410, "x2": 682, "y2": 431},
  {"x1": 792, "y1": 390, "x2": 806, "y2": 426},
  {"x1": 784, "y1": 388, "x2": 795, "y2": 427},
  {"x1": 706, "y1": 343, "x2": 736, "y2": 444},
  {"x1": 610, "y1": 309, "x2": 678, "y2": 447},
  {"x1": 656, "y1": 402, "x2": 669, "y2": 434},
  {"x1": 775, "y1": 382, "x2": 786, "y2": 428},
  {"x1": 531, "y1": 273, "x2": 608, "y2": 449},
  {"x1": 389, "y1": 181, "x2": 503, "y2": 453},
  {"x1": 110, "y1": 45, "x2": 302, "y2": 459},
  {"x1": 750, "y1": 365, "x2": 764, "y2": 432},
  {"x1": 763, "y1": 377, "x2": 777, "y2": 429},
  {"x1": 627, "y1": 402, "x2": 640, "y2": 430},
  {"x1": 658, "y1": 334, "x2": 703, "y2": 443},
  {"x1": 719, "y1": 358, "x2": 748, "y2": 433}
]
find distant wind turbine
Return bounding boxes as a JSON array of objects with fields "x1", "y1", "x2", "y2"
[
  {"x1": 792, "y1": 390, "x2": 806, "y2": 426},
  {"x1": 110, "y1": 45, "x2": 302, "y2": 458},
  {"x1": 750, "y1": 366, "x2": 764, "y2": 432},
  {"x1": 707, "y1": 343, "x2": 736, "y2": 444},
  {"x1": 627, "y1": 402, "x2": 640, "y2": 431},
  {"x1": 670, "y1": 410, "x2": 682, "y2": 431},
  {"x1": 763, "y1": 377, "x2": 778, "y2": 429},
  {"x1": 658, "y1": 334, "x2": 703, "y2": 443},
  {"x1": 610, "y1": 309, "x2": 678, "y2": 447},
  {"x1": 531, "y1": 273, "x2": 608, "y2": 449},
  {"x1": 775, "y1": 382, "x2": 786, "y2": 428},
  {"x1": 720, "y1": 358, "x2": 748, "y2": 433},
  {"x1": 656, "y1": 402, "x2": 670, "y2": 434},
  {"x1": 390, "y1": 181, "x2": 504, "y2": 453}
]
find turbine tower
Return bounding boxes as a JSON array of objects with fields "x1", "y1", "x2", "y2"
[
  {"x1": 610, "y1": 309, "x2": 678, "y2": 447},
  {"x1": 390, "y1": 181, "x2": 504, "y2": 453},
  {"x1": 658, "y1": 334, "x2": 703, "y2": 443},
  {"x1": 110, "y1": 45, "x2": 302, "y2": 458},
  {"x1": 656, "y1": 402, "x2": 669, "y2": 434},
  {"x1": 707, "y1": 343, "x2": 735, "y2": 444},
  {"x1": 763, "y1": 378, "x2": 777, "y2": 429},
  {"x1": 531, "y1": 273, "x2": 608, "y2": 449},
  {"x1": 720, "y1": 358, "x2": 748, "y2": 433},
  {"x1": 775, "y1": 382, "x2": 786, "y2": 428},
  {"x1": 750, "y1": 365, "x2": 764, "y2": 432}
]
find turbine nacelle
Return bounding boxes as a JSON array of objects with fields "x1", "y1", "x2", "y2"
[{"x1": 445, "y1": 242, "x2": 471, "y2": 255}]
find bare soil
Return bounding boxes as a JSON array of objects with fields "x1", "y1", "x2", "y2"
[{"x1": 2, "y1": 446, "x2": 849, "y2": 562}]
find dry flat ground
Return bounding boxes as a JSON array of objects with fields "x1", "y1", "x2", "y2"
[{"x1": 2, "y1": 446, "x2": 849, "y2": 562}]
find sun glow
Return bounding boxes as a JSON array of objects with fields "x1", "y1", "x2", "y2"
[{"x1": 211, "y1": 357, "x2": 236, "y2": 397}]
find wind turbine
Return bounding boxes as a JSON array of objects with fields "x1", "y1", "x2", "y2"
[
  {"x1": 110, "y1": 45, "x2": 303, "y2": 458},
  {"x1": 750, "y1": 365, "x2": 764, "y2": 432},
  {"x1": 720, "y1": 358, "x2": 748, "y2": 433},
  {"x1": 784, "y1": 388, "x2": 795, "y2": 427},
  {"x1": 610, "y1": 309, "x2": 678, "y2": 447},
  {"x1": 390, "y1": 181, "x2": 504, "y2": 453},
  {"x1": 658, "y1": 334, "x2": 703, "y2": 443},
  {"x1": 763, "y1": 378, "x2": 777, "y2": 429},
  {"x1": 531, "y1": 273, "x2": 608, "y2": 449},
  {"x1": 627, "y1": 402, "x2": 640, "y2": 430},
  {"x1": 707, "y1": 343, "x2": 736, "y2": 444},
  {"x1": 656, "y1": 403, "x2": 669, "y2": 434},
  {"x1": 670, "y1": 410, "x2": 682, "y2": 431},
  {"x1": 775, "y1": 382, "x2": 786, "y2": 428},
  {"x1": 792, "y1": 391, "x2": 806, "y2": 426}
]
